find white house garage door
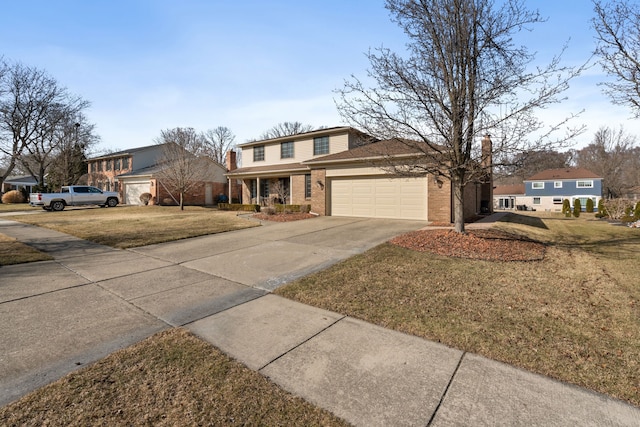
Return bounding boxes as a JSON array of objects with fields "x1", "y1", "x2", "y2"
[
  {"x1": 124, "y1": 182, "x2": 150, "y2": 205},
  {"x1": 330, "y1": 177, "x2": 427, "y2": 220}
]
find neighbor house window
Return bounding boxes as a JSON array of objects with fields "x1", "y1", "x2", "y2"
[
  {"x1": 305, "y1": 174, "x2": 311, "y2": 198},
  {"x1": 250, "y1": 180, "x2": 257, "y2": 200},
  {"x1": 532, "y1": 182, "x2": 544, "y2": 189},
  {"x1": 122, "y1": 157, "x2": 130, "y2": 169},
  {"x1": 115, "y1": 158, "x2": 121, "y2": 170},
  {"x1": 576, "y1": 180, "x2": 593, "y2": 188},
  {"x1": 313, "y1": 136, "x2": 329, "y2": 155},
  {"x1": 533, "y1": 197, "x2": 541, "y2": 204},
  {"x1": 554, "y1": 181, "x2": 562, "y2": 188},
  {"x1": 553, "y1": 197, "x2": 563, "y2": 204},
  {"x1": 253, "y1": 145, "x2": 265, "y2": 161},
  {"x1": 281, "y1": 141, "x2": 294, "y2": 159}
]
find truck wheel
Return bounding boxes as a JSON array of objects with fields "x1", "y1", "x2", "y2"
[
  {"x1": 106, "y1": 198, "x2": 118, "y2": 207},
  {"x1": 51, "y1": 201, "x2": 65, "y2": 211}
]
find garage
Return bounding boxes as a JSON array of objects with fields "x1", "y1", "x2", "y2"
[
  {"x1": 330, "y1": 176, "x2": 427, "y2": 220},
  {"x1": 123, "y1": 181, "x2": 150, "y2": 205}
]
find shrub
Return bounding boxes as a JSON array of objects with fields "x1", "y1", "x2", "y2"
[
  {"x1": 1, "y1": 190, "x2": 26, "y2": 204},
  {"x1": 218, "y1": 203, "x2": 260, "y2": 212},
  {"x1": 635, "y1": 201, "x2": 640, "y2": 220},
  {"x1": 573, "y1": 199, "x2": 581, "y2": 218},
  {"x1": 596, "y1": 199, "x2": 607, "y2": 218},
  {"x1": 261, "y1": 206, "x2": 276, "y2": 215},
  {"x1": 562, "y1": 199, "x2": 571, "y2": 217},
  {"x1": 139, "y1": 192, "x2": 152, "y2": 205},
  {"x1": 586, "y1": 198, "x2": 594, "y2": 213},
  {"x1": 300, "y1": 204, "x2": 311, "y2": 213}
]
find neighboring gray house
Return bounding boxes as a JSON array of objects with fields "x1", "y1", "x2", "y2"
[
  {"x1": 1, "y1": 175, "x2": 39, "y2": 195},
  {"x1": 523, "y1": 168, "x2": 603, "y2": 212}
]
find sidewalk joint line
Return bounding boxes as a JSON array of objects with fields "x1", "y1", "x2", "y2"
[
  {"x1": 426, "y1": 351, "x2": 466, "y2": 427},
  {"x1": 257, "y1": 314, "x2": 348, "y2": 372}
]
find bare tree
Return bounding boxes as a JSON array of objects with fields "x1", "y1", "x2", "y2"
[
  {"x1": 0, "y1": 60, "x2": 91, "y2": 191},
  {"x1": 46, "y1": 114, "x2": 100, "y2": 189},
  {"x1": 154, "y1": 127, "x2": 207, "y2": 210},
  {"x1": 575, "y1": 126, "x2": 638, "y2": 198},
  {"x1": 593, "y1": 0, "x2": 640, "y2": 116},
  {"x1": 202, "y1": 126, "x2": 236, "y2": 164},
  {"x1": 270, "y1": 179, "x2": 290, "y2": 205},
  {"x1": 259, "y1": 121, "x2": 314, "y2": 140},
  {"x1": 337, "y1": 0, "x2": 584, "y2": 233},
  {"x1": 495, "y1": 149, "x2": 573, "y2": 184}
]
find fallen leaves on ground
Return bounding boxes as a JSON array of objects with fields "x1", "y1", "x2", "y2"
[{"x1": 390, "y1": 228, "x2": 546, "y2": 261}]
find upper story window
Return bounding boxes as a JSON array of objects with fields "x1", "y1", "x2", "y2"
[
  {"x1": 253, "y1": 145, "x2": 265, "y2": 162},
  {"x1": 576, "y1": 180, "x2": 593, "y2": 188},
  {"x1": 532, "y1": 182, "x2": 544, "y2": 189},
  {"x1": 313, "y1": 136, "x2": 329, "y2": 155},
  {"x1": 115, "y1": 158, "x2": 121, "y2": 170},
  {"x1": 554, "y1": 181, "x2": 562, "y2": 188},
  {"x1": 122, "y1": 157, "x2": 130, "y2": 169},
  {"x1": 281, "y1": 141, "x2": 294, "y2": 159}
]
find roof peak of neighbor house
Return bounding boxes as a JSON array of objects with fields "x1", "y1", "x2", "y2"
[
  {"x1": 525, "y1": 167, "x2": 602, "y2": 181},
  {"x1": 88, "y1": 142, "x2": 175, "y2": 161}
]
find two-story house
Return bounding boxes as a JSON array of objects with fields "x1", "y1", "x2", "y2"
[
  {"x1": 227, "y1": 127, "x2": 492, "y2": 222},
  {"x1": 87, "y1": 143, "x2": 230, "y2": 205},
  {"x1": 522, "y1": 168, "x2": 603, "y2": 211}
]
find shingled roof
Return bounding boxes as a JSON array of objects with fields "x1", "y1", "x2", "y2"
[
  {"x1": 304, "y1": 138, "x2": 429, "y2": 165},
  {"x1": 525, "y1": 168, "x2": 602, "y2": 181}
]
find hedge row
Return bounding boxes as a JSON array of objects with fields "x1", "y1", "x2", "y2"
[{"x1": 218, "y1": 203, "x2": 261, "y2": 212}]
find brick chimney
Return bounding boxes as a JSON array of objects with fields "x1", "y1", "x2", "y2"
[
  {"x1": 225, "y1": 150, "x2": 237, "y2": 171},
  {"x1": 481, "y1": 134, "x2": 492, "y2": 169}
]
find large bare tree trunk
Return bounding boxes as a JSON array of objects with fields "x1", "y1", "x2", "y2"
[{"x1": 452, "y1": 171, "x2": 465, "y2": 233}]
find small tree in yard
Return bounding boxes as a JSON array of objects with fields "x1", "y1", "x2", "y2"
[
  {"x1": 562, "y1": 199, "x2": 571, "y2": 217},
  {"x1": 573, "y1": 199, "x2": 581, "y2": 218},
  {"x1": 337, "y1": 0, "x2": 584, "y2": 233},
  {"x1": 270, "y1": 179, "x2": 289, "y2": 206},
  {"x1": 586, "y1": 198, "x2": 594, "y2": 213},
  {"x1": 154, "y1": 127, "x2": 207, "y2": 211}
]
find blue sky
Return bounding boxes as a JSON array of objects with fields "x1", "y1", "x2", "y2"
[{"x1": 2, "y1": 0, "x2": 637, "y2": 154}]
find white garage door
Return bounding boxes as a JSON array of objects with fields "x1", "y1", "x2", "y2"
[
  {"x1": 124, "y1": 182, "x2": 150, "y2": 205},
  {"x1": 331, "y1": 177, "x2": 427, "y2": 220}
]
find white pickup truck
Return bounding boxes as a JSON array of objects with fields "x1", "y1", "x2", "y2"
[{"x1": 30, "y1": 185, "x2": 120, "y2": 211}]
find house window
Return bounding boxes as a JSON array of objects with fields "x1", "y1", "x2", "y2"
[
  {"x1": 281, "y1": 141, "x2": 294, "y2": 159},
  {"x1": 576, "y1": 180, "x2": 593, "y2": 188},
  {"x1": 533, "y1": 197, "x2": 541, "y2": 204},
  {"x1": 553, "y1": 197, "x2": 563, "y2": 204},
  {"x1": 313, "y1": 136, "x2": 329, "y2": 155},
  {"x1": 122, "y1": 157, "x2": 130, "y2": 169},
  {"x1": 554, "y1": 181, "x2": 562, "y2": 188},
  {"x1": 532, "y1": 182, "x2": 544, "y2": 189},
  {"x1": 305, "y1": 174, "x2": 311, "y2": 199},
  {"x1": 253, "y1": 145, "x2": 265, "y2": 162},
  {"x1": 115, "y1": 158, "x2": 121, "y2": 170},
  {"x1": 260, "y1": 179, "x2": 269, "y2": 200}
]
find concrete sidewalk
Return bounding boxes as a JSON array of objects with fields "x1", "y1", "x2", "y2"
[{"x1": 1, "y1": 214, "x2": 639, "y2": 425}]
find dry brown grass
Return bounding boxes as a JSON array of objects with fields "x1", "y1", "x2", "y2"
[
  {"x1": 6, "y1": 206, "x2": 259, "y2": 248},
  {"x1": 0, "y1": 328, "x2": 348, "y2": 426},
  {"x1": 0, "y1": 233, "x2": 52, "y2": 265},
  {"x1": 276, "y1": 212, "x2": 640, "y2": 406}
]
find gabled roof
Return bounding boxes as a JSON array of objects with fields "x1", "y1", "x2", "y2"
[
  {"x1": 493, "y1": 184, "x2": 525, "y2": 195},
  {"x1": 238, "y1": 126, "x2": 365, "y2": 148},
  {"x1": 303, "y1": 138, "x2": 429, "y2": 166},
  {"x1": 525, "y1": 168, "x2": 602, "y2": 181},
  {"x1": 88, "y1": 143, "x2": 169, "y2": 161}
]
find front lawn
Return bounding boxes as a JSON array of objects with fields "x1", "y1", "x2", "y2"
[
  {"x1": 275, "y1": 212, "x2": 640, "y2": 407},
  {"x1": 5, "y1": 205, "x2": 259, "y2": 249}
]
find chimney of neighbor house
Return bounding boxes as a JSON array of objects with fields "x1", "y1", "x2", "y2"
[
  {"x1": 481, "y1": 134, "x2": 492, "y2": 170},
  {"x1": 225, "y1": 150, "x2": 237, "y2": 171}
]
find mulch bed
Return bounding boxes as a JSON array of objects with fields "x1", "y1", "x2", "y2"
[
  {"x1": 252, "y1": 213, "x2": 316, "y2": 222},
  {"x1": 390, "y1": 228, "x2": 546, "y2": 262}
]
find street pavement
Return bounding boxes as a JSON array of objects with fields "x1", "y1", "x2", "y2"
[{"x1": 0, "y1": 213, "x2": 638, "y2": 426}]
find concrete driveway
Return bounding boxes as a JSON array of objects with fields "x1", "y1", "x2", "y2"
[{"x1": 0, "y1": 216, "x2": 424, "y2": 407}]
